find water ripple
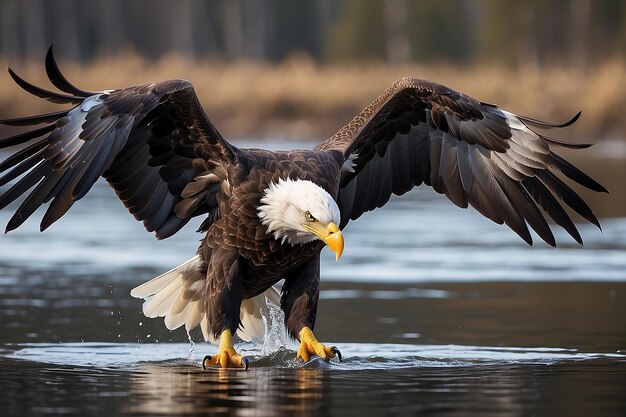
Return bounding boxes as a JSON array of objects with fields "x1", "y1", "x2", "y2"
[{"x1": 6, "y1": 342, "x2": 625, "y2": 371}]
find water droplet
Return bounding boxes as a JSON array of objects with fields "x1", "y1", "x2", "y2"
[{"x1": 187, "y1": 331, "x2": 195, "y2": 360}]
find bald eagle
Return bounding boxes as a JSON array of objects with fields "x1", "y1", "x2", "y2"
[{"x1": 0, "y1": 46, "x2": 605, "y2": 369}]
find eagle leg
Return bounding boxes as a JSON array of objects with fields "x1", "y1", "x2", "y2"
[
  {"x1": 281, "y1": 253, "x2": 341, "y2": 362},
  {"x1": 202, "y1": 329, "x2": 249, "y2": 370},
  {"x1": 297, "y1": 326, "x2": 341, "y2": 362}
]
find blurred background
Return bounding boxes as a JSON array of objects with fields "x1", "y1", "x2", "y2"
[
  {"x1": 1, "y1": 0, "x2": 626, "y2": 140},
  {"x1": 0, "y1": 0, "x2": 624, "y2": 215},
  {"x1": 3, "y1": 0, "x2": 626, "y2": 67}
]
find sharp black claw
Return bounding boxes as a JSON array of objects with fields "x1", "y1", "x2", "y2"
[
  {"x1": 202, "y1": 355, "x2": 212, "y2": 370},
  {"x1": 242, "y1": 357, "x2": 249, "y2": 370},
  {"x1": 331, "y1": 346, "x2": 342, "y2": 362}
]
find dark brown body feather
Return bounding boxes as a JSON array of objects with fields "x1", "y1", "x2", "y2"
[
  {"x1": 0, "y1": 47, "x2": 606, "y2": 341},
  {"x1": 195, "y1": 149, "x2": 341, "y2": 336}
]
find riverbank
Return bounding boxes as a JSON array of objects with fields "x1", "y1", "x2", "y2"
[{"x1": 1, "y1": 53, "x2": 624, "y2": 142}]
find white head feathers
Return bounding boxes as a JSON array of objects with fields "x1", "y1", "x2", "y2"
[{"x1": 257, "y1": 178, "x2": 340, "y2": 245}]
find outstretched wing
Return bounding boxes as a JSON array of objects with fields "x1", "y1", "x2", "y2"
[
  {"x1": 317, "y1": 77, "x2": 606, "y2": 246},
  {"x1": 0, "y1": 45, "x2": 240, "y2": 239}
]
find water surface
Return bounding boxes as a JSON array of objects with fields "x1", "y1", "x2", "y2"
[{"x1": 0, "y1": 144, "x2": 625, "y2": 416}]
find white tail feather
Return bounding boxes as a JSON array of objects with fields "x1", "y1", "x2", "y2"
[
  {"x1": 131, "y1": 255, "x2": 283, "y2": 345},
  {"x1": 170, "y1": 286, "x2": 190, "y2": 315},
  {"x1": 130, "y1": 255, "x2": 200, "y2": 299},
  {"x1": 143, "y1": 275, "x2": 183, "y2": 317},
  {"x1": 185, "y1": 303, "x2": 204, "y2": 331},
  {"x1": 164, "y1": 301, "x2": 193, "y2": 330}
]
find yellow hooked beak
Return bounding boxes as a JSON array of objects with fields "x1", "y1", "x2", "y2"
[
  {"x1": 323, "y1": 223, "x2": 344, "y2": 261},
  {"x1": 304, "y1": 222, "x2": 344, "y2": 261}
]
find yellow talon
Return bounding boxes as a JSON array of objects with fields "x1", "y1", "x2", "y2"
[
  {"x1": 297, "y1": 326, "x2": 341, "y2": 362},
  {"x1": 202, "y1": 329, "x2": 249, "y2": 370}
]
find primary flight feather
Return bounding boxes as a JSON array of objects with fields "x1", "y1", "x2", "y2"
[{"x1": 0, "y1": 46, "x2": 605, "y2": 368}]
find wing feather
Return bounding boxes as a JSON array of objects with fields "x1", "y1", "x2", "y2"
[
  {"x1": 0, "y1": 160, "x2": 52, "y2": 212},
  {"x1": 535, "y1": 170, "x2": 601, "y2": 228},
  {"x1": 456, "y1": 140, "x2": 474, "y2": 194},
  {"x1": 7, "y1": 68, "x2": 83, "y2": 104},
  {"x1": 0, "y1": 125, "x2": 55, "y2": 148},
  {"x1": 44, "y1": 44, "x2": 98, "y2": 97},
  {"x1": 521, "y1": 177, "x2": 582, "y2": 244},
  {"x1": 389, "y1": 134, "x2": 411, "y2": 195},
  {"x1": 0, "y1": 110, "x2": 71, "y2": 126},
  {"x1": 549, "y1": 151, "x2": 607, "y2": 192},
  {"x1": 428, "y1": 126, "x2": 445, "y2": 193},
  {"x1": 0, "y1": 48, "x2": 242, "y2": 238},
  {"x1": 439, "y1": 133, "x2": 467, "y2": 208},
  {"x1": 319, "y1": 77, "x2": 604, "y2": 246},
  {"x1": 466, "y1": 145, "x2": 503, "y2": 224},
  {"x1": 0, "y1": 148, "x2": 46, "y2": 186},
  {"x1": 6, "y1": 168, "x2": 65, "y2": 232}
]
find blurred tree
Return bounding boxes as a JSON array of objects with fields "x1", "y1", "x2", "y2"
[
  {"x1": 477, "y1": 0, "x2": 539, "y2": 67},
  {"x1": 170, "y1": 0, "x2": 195, "y2": 56},
  {"x1": 384, "y1": 0, "x2": 410, "y2": 65},
  {"x1": 22, "y1": 0, "x2": 46, "y2": 59},
  {"x1": 1, "y1": 0, "x2": 20, "y2": 59},
  {"x1": 51, "y1": 0, "x2": 80, "y2": 61},
  {"x1": 590, "y1": 0, "x2": 625, "y2": 61},
  {"x1": 0, "y1": 0, "x2": 625, "y2": 66},
  {"x1": 324, "y1": 0, "x2": 386, "y2": 62},
  {"x1": 616, "y1": 1, "x2": 626, "y2": 56},
  {"x1": 269, "y1": 0, "x2": 325, "y2": 61},
  {"x1": 406, "y1": 0, "x2": 474, "y2": 64},
  {"x1": 569, "y1": 0, "x2": 591, "y2": 70},
  {"x1": 222, "y1": 0, "x2": 244, "y2": 59}
]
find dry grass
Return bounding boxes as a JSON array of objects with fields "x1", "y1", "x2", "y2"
[{"x1": 1, "y1": 52, "x2": 625, "y2": 142}]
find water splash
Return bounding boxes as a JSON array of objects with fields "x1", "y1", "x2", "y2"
[
  {"x1": 186, "y1": 331, "x2": 195, "y2": 361},
  {"x1": 259, "y1": 293, "x2": 291, "y2": 356},
  {"x1": 7, "y1": 342, "x2": 625, "y2": 370}
]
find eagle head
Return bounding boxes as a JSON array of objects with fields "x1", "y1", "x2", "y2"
[{"x1": 257, "y1": 178, "x2": 344, "y2": 260}]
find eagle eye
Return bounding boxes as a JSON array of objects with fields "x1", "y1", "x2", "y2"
[{"x1": 305, "y1": 211, "x2": 316, "y2": 222}]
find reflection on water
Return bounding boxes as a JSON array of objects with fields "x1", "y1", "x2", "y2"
[
  {"x1": 0, "y1": 146, "x2": 625, "y2": 416},
  {"x1": 126, "y1": 365, "x2": 331, "y2": 416},
  {"x1": 2, "y1": 348, "x2": 625, "y2": 417},
  {"x1": 123, "y1": 361, "x2": 626, "y2": 416},
  {"x1": 1, "y1": 278, "x2": 625, "y2": 416},
  {"x1": 134, "y1": 361, "x2": 626, "y2": 417}
]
